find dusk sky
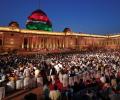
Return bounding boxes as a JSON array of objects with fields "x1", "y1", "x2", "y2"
[{"x1": 0, "y1": 0, "x2": 120, "y2": 34}]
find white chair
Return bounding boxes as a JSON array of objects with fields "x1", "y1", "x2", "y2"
[
  {"x1": 7, "y1": 81, "x2": 15, "y2": 92},
  {"x1": 16, "y1": 79, "x2": 23, "y2": 90},
  {"x1": 69, "y1": 77, "x2": 74, "y2": 86},
  {"x1": 24, "y1": 77, "x2": 30, "y2": 89},
  {"x1": 30, "y1": 77, "x2": 36, "y2": 88},
  {"x1": 37, "y1": 77, "x2": 43, "y2": 86},
  {"x1": 0, "y1": 87, "x2": 5, "y2": 100}
]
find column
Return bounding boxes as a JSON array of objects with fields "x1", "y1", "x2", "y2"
[{"x1": 38, "y1": 37, "x2": 41, "y2": 49}]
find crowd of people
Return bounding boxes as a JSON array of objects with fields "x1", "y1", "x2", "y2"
[{"x1": 1, "y1": 51, "x2": 120, "y2": 100}]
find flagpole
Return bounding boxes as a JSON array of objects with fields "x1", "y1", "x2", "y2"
[{"x1": 38, "y1": 0, "x2": 40, "y2": 9}]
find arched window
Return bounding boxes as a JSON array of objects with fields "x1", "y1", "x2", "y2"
[
  {"x1": 24, "y1": 38, "x2": 28, "y2": 49},
  {"x1": 0, "y1": 39, "x2": 2, "y2": 46}
]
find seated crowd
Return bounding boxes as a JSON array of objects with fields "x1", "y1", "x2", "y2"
[{"x1": 1, "y1": 51, "x2": 120, "y2": 100}]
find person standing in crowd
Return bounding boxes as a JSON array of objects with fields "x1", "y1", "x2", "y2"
[{"x1": 1, "y1": 51, "x2": 120, "y2": 100}]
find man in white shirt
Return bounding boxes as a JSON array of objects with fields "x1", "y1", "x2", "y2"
[
  {"x1": 34, "y1": 67, "x2": 40, "y2": 78},
  {"x1": 23, "y1": 67, "x2": 31, "y2": 77},
  {"x1": 100, "y1": 74, "x2": 106, "y2": 83}
]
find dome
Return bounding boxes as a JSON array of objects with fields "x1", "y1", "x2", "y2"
[
  {"x1": 9, "y1": 21, "x2": 19, "y2": 28},
  {"x1": 63, "y1": 27, "x2": 72, "y2": 33},
  {"x1": 26, "y1": 9, "x2": 52, "y2": 31}
]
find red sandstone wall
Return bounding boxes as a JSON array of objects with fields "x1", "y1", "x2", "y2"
[
  {"x1": 3, "y1": 32, "x2": 23, "y2": 51},
  {"x1": 1, "y1": 31, "x2": 120, "y2": 52}
]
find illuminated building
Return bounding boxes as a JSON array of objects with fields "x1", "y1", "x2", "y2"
[{"x1": 0, "y1": 9, "x2": 120, "y2": 53}]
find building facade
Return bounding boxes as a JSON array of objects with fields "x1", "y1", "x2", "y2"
[
  {"x1": 0, "y1": 9, "x2": 120, "y2": 53},
  {"x1": 0, "y1": 26, "x2": 120, "y2": 53}
]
